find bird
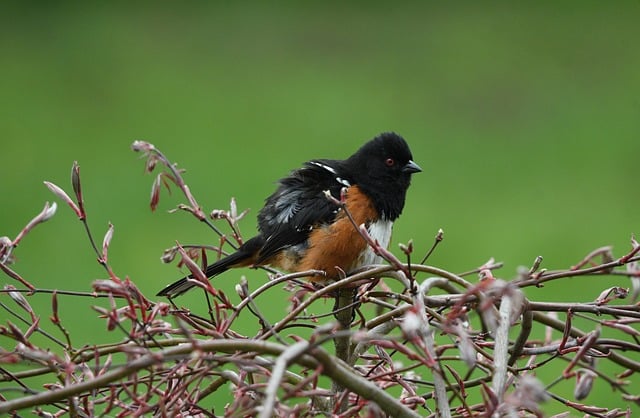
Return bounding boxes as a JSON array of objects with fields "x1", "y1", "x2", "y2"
[{"x1": 157, "y1": 132, "x2": 421, "y2": 298}]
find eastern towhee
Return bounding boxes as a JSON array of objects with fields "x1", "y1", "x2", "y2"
[{"x1": 157, "y1": 132, "x2": 421, "y2": 297}]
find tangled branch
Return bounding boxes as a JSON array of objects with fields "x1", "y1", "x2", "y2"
[{"x1": 0, "y1": 142, "x2": 638, "y2": 417}]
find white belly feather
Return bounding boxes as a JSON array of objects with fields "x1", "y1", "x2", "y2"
[{"x1": 359, "y1": 219, "x2": 393, "y2": 266}]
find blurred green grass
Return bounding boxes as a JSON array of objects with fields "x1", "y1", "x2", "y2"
[{"x1": 1, "y1": 2, "x2": 639, "y2": 414}]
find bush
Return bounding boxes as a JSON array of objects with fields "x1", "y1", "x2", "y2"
[{"x1": 1, "y1": 143, "x2": 639, "y2": 417}]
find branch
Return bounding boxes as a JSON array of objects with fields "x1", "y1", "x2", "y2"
[{"x1": 0, "y1": 339, "x2": 421, "y2": 418}]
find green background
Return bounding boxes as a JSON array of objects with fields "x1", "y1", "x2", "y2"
[{"x1": 2, "y1": 2, "x2": 639, "y2": 415}]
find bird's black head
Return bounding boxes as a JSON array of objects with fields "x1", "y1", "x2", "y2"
[{"x1": 346, "y1": 132, "x2": 421, "y2": 220}]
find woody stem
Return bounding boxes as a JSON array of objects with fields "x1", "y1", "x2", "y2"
[{"x1": 331, "y1": 287, "x2": 356, "y2": 413}]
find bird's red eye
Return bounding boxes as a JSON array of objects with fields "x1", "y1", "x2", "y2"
[{"x1": 385, "y1": 158, "x2": 395, "y2": 167}]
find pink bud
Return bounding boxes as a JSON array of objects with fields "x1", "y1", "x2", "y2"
[
  {"x1": 8, "y1": 322, "x2": 30, "y2": 346},
  {"x1": 175, "y1": 244, "x2": 213, "y2": 295},
  {"x1": 44, "y1": 181, "x2": 83, "y2": 219},
  {"x1": 210, "y1": 209, "x2": 226, "y2": 219},
  {"x1": 0, "y1": 236, "x2": 12, "y2": 248},
  {"x1": 230, "y1": 197, "x2": 238, "y2": 219},
  {"x1": 595, "y1": 286, "x2": 629, "y2": 305},
  {"x1": 102, "y1": 223, "x2": 114, "y2": 262},
  {"x1": 71, "y1": 161, "x2": 84, "y2": 215},
  {"x1": 42, "y1": 201, "x2": 57, "y2": 221},
  {"x1": 0, "y1": 236, "x2": 12, "y2": 264},
  {"x1": 92, "y1": 279, "x2": 125, "y2": 294},
  {"x1": 574, "y1": 369, "x2": 597, "y2": 400},
  {"x1": 478, "y1": 269, "x2": 495, "y2": 282},
  {"x1": 12, "y1": 202, "x2": 58, "y2": 247},
  {"x1": 5, "y1": 285, "x2": 32, "y2": 314},
  {"x1": 146, "y1": 155, "x2": 158, "y2": 172},
  {"x1": 150, "y1": 175, "x2": 161, "y2": 211},
  {"x1": 131, "y1": 140, "x2": 155, "y2": 153},
  {"x1": 161, "y1": 247, "x2": 178, "y2": 263},
  {"x1": 16, "y1": 343, "x2": 56, "y2": 362},
  {"x1": 235, "y1": 283, "x2": 246, "y2": 298},
  {"x1": 50, "y1": 291, "x2": 59, "y2": 325}
]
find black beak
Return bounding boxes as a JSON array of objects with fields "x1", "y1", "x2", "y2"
[{"x1": 402, "y1": 160, "x2": 422, "y2": 174}]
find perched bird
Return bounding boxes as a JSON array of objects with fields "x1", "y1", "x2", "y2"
[{"x1": 157, "y1": 132, "x2": 421, "y2": 297}]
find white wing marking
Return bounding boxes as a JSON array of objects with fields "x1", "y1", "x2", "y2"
[{"x1": 310, "y1": 161, "x2": 351, "y2": 186}]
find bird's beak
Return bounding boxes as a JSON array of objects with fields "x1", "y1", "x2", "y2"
[{"x1": 403, "y1": 160, "x2": 422, "y2": 174}]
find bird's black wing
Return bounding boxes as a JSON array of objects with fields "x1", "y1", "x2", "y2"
[{"x1": 255, "y1": 159, "x2": 349, "y2": 263}]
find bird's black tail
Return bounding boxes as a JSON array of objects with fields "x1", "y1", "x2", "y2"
[{"x1": 156, "y1": 236, "x2": 264, "y2": 298}]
